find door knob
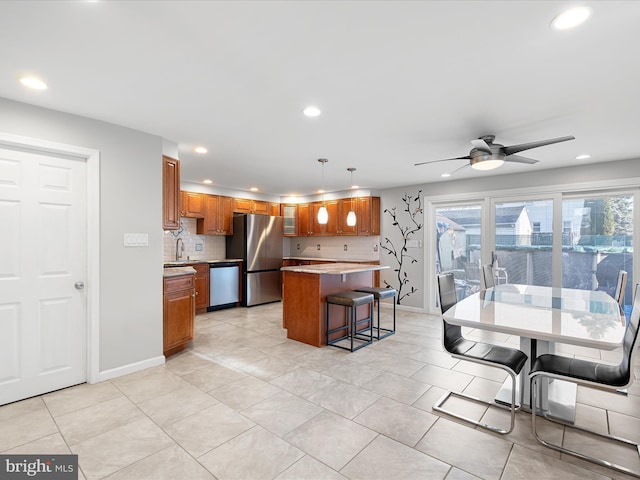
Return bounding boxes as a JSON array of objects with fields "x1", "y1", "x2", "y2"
[{"x1": 75, "y1": 281, "x2": 85, "y2": 290}]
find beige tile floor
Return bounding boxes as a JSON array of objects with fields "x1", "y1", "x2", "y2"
[{"x1": 2, "y1": 302, "x2": 640, "y2": 479}]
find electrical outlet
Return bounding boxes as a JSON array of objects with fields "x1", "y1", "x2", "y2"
[
  {"x1": 343, "y1": 244, "x2": 348, "y2": 251},
  {"x1": 296, "y1": 243, "x2": 300, "y2": 250},
  {"x1": 373, "y1": 244, "x2": 378, "y2": 252},
  {"x1": 316, "y1": 244, "x2": 321, "y2": 251},
  {"x1": 195, "y1": 243, "x2": 203, "y2": 251}
]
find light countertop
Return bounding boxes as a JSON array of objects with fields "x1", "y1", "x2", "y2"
[
  {"x1": 281, "y1": 263, "x2": 389, "y2": 275},
  {"x1": 163, "y1": 258, "x2": 242, "y2": 267}
]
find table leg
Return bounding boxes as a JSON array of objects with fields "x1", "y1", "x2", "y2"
[{"x1": 494, "y1": 337, "x2": 577, "y2": 424}]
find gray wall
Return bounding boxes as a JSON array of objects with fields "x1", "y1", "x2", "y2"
[
  {"x1": 0, "y1": 97, "x2": 163, "y2": 373},
  {"x1": 378, "y1": 158, "x2": 640, "y2": 310}
]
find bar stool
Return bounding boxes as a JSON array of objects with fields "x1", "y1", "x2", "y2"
[
  {"x1": 326, "y1": 291, "x2": 374, "y2": 352},
  {"x1": 355, "y1": 287, "x2": 396, "y2": 340}
]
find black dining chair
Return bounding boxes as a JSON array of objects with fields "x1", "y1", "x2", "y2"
[
  {"x1": 481, "y1": 264, "x2": 495, "y2": 289},
  {"x1": 434, "y1": 273, "x2": 528, "y2": 434},
  {"x1": 530, "y1": 283, "x2": 640, "y2": 478},
  {"x1": 614, "y1": 269, "x2": 628, "y2": 314}
]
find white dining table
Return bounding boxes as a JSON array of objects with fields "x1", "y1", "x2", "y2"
[{"x1": 443, "y1": 283, "x2": 626, "y2": 423}]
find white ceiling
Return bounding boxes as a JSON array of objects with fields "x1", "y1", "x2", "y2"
[{"x1": 1, "y1": 1, "x2": 639, "y2": 196}]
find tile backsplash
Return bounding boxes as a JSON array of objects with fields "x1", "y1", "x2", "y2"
[
  {"x1": 164, "y1": 218, "x2": 381, "y2": 263},
  {"x1": 285, "y1": 236, "x2": 380, "y2": 261},
  {"x1": 163, "y1": 218, "x2": 226, "y2": 261}
]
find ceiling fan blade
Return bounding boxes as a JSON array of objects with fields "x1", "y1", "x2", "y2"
[
  {"x1": 448, "y1": 163, "x2": 471, "y2": 175},
  {"x1": 414, "y1": 156, "x2": 471, "y2": 166},
  {"x1": 503, "y1": 135, "x2": 575, "y2": 155},
  {"x1": 505, "y1": 155, "x2": 539, "y2": 165},
  {"x1": 470, "y1": 139, "x2": 493, "y2": 154}
]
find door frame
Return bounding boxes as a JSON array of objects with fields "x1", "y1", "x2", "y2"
[{"x1": 0, "y1": 132, "x2": 100, "y2": 384}]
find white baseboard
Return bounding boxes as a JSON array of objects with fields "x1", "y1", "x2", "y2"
[
  {"x1": 379, "y1": 302, "x2": 425, "y2": 314},
  {"x1": 92, "y1": 355, "x2": 166, "y2": 383}
]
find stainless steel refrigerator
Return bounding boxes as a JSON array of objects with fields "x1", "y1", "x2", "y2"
[{"x1": 226, "y1": 214, "x2": 283, "y2": 306}]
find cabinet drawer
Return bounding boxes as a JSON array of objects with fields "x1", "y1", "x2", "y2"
[{"x1": 164, "y1": 274, "x2": 195, "y2": 293}]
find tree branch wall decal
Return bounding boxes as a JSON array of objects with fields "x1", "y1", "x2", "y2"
[{"x1": 381, "y1": 190, "x2": 423, "y2": 304}]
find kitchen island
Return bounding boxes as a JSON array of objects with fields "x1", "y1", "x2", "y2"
[{"x1": 281, "y1": 263, "x2": 389, "y2": 347}]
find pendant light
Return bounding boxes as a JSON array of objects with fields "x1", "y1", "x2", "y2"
[
  {"x1": 346, "y1": 167, "x2": 357, "y2": 227},
  {"x1": 317, "y1": 158, "x2": 328, "y2": 224}
]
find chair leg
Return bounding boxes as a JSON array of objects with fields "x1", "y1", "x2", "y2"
[
  {"x1": 433, "y1": 367, "x2": 521, "y2": 435},
  {"x1": 531, "y1": 374, "x2": 640, "y2": 478}
]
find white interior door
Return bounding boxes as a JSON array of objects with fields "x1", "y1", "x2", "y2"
[{"x1": 0, "y1": 146, "x2": 87, "y2": 405}]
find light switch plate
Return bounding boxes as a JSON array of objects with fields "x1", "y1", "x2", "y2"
[{"x1": 124, "y1": 233, "x2": 148, "y2": 247}]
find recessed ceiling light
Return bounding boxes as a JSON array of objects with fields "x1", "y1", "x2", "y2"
[
  {"x1": 317, "y1": 189, "x2": 325, "y2": 194},
  {"x1": 441, "y1": 173, "x2": 451, "y2": 178},
  {"x1": 250, "y1": 187, "x2": 259, "y2": 192},
  {"x1": 194, "y1": 146, "x2": 208, "y2": 154},
  {"x1": 551, "y1": 6, "x2": 591, "y2": 30},
  {"x1": 576, "y1": 154, "x2": 591, "y2": 160},
  {"x1": 203, "y1": 179, "x2": 213, "y2": 184},
  {"x1": 19, "y1": 76, "x2": 47, "y2": 90},
  {"x1": 351, "y1": 185, "x2": 359, "y2": 189},
  {"x1": 303, "y1": 106, "x2": 321, "y2": 117}
]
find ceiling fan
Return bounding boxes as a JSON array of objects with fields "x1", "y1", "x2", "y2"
[{"x1": 415, "y1": 134, "x2": 575, "y2": 174}]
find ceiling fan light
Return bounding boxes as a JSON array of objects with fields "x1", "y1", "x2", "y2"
[
  {"x1": 317, "y1": 205, "x2": 328, "y2": 224},
  {"x1": 471, "y1": 159, "x2": 504, "y2": 171},
  {"x1": 551, "y1": 6, "x2": 591, "y2": 30}
]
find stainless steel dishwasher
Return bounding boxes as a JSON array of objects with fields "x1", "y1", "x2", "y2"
[{"x1": 208, "y1": 262, "x2": 240, "y2": 310}]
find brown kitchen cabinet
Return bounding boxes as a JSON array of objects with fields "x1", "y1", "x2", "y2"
[
  {"x1": 162, "y1": 156, "x2": 180, "y2": 230},
  {"x1": 297, "y1": 203, "x2": 313, "y2": 236},
  {"x1": 191, "y1": 263, "x2": 210, "y2": 313},
  {"x1": 357, "y1": 196, "x2": 380, "y2": 236},
  {"x1": 281, "y1": 204, "x2": 298, "y2": 236},
  {"x1": 269, "y1": 202, "x2": 280, "y2": 216},
  {"x1": 234, "y1": 198, "x2": 281, "y2": 216},
  {"x1": 180, "y1": 191, "x2": 205, "y2": 218},
  {"x1": 163, "y1": 273, "x2": 195, "y2": 357},
  {"x1": 233, "y1": 198, "x2": 270, "y2": 215},
  {"x1": 197, "y1": 194, "x2": 233, "y2": 235},
  {"x1": 331, "y1": 199, "x2": 357, "y2": 235}
]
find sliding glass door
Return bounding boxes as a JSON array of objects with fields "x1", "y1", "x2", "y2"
[
  {"x1": 435, "y1": 204, "x2": 482, "y2": 302},
  {"x1": 562, "y1": 193, "x2": 634, "y2": 315},
  {"x1": 493, "y1": 198, "x2": 554, "y2": 287}
]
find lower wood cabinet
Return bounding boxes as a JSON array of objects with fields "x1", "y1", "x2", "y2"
[
  {"x1": 191, "y1": 263, "x2": 210, "y2": 314},
  {"x1": 163, "y1": 273, "x2": 195, "y2": 357}
]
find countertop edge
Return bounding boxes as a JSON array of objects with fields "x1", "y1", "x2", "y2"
[{"x1": 281, "y1": 263, "x2": 389, "y2": 275}]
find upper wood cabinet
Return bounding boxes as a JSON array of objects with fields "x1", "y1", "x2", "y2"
[
  {"x1": 269, "y1": 202, "x2": 281, "y2": 216},
  {"x1": 180, "y1": 191, "x2": 205, "y2": 218},
  {"x1": 234, "y1": 198, "x2": 280, "y2": 215},
  {"x1": 357, "y1": 196, "x2": 380, "y2": 236},
  {"x1": 197, "y1": 194, "x2": 234, "y2": 235},
  {"x1": 297, "y1": 203, "x2": 313, "y2": 236},
  {"x1": 281, "y1": 204, "x2": 298, "y2": 236},
  {"x1": 338, "y1": 198, "x2": 358, "y2": 236},
  {"x1": 162, "y1": 156, "x2": 180, "y2": 230},
  {"x1": 278, "y1": 197, "x2": 379, "y2": 237}
]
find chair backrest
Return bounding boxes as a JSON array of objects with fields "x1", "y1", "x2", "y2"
[
  {"x1": 618, "y1": 283, "x2": 640, "y2": 388},
  {"x1": 614, "y1": 270, "x2": 628, "y2": 309},
  {"x1": 437, "y1": 273, "x2": 463, "y2": 351},
  {"x1": 481, "y1": 264, "x2": 495, "y2": 289}
]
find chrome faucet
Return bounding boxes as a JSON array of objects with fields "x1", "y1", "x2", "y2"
[{"x1": 175, "y1": 237, "x2": 184, "y2": 261}]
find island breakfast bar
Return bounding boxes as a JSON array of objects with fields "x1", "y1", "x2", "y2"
[{"x1": 281, "y1": 263, "x2": 389, "y2": 347}]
